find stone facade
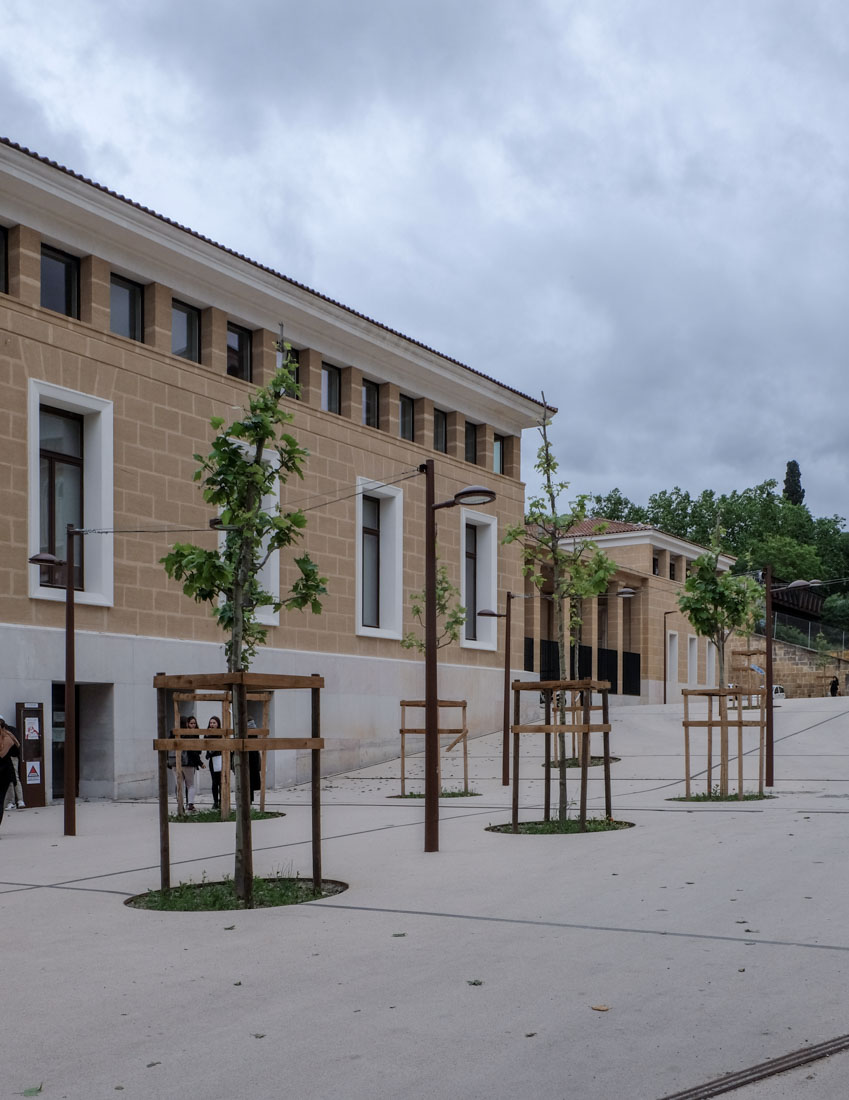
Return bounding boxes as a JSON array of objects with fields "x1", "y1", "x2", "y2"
[{"x1": 0, "y1": 139, "x2": 544, "y2": 800}]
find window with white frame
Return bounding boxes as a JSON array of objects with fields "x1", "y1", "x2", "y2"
[
  {"x1": 688, "y1": 635, "x2": 698, "y2": 686},
  {"x1": 28, "y1": 379, "x2": 114, "y2": 606},
  {"x1": 460, "y1": 509, "x2": 497, "y2": 650},
  {"x1": 706, "y1": 641, "x2": 717, "y2": 687},
  {"x1": 355, "y1": 477, "x2": 403, "y2": 638}
]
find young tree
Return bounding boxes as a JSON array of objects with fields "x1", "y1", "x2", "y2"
[
  {"x1": 401, "y1": 562, "x2": 465, "y2": 653},
  {"x1": 783, "y1": 460, "x2": 805, "y2": 506},
  {"x1": 161, "y1": 355, "x2": 326, "y2": 900},
  {"x1": 677, "y1": 540, "x2": 763, "y2": 686},
  {"x1": 505, "y1": 395, "x2": 616, "y2": 819}
]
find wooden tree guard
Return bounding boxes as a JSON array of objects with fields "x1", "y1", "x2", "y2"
[
  {"x1": 153, "y1": 672, "x2": 324, "y2": 895},
  {"x1": 510, "y1": 678, "x2": 612, "y2": 833},
  {"x1": 398, "y1": 700, "x2": 468, "y2": 795},
  {"x1": 681, "y1": 688, "x2": 766, "y2": 799},
  {"x1": 172, "y1": 690, "x2": 272, "y2": 818},
  {"x1": 729, "y1": 647, "x2": 766, "y2": 710}
]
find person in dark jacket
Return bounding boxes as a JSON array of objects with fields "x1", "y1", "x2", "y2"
[
  {"x1": 179, "y1": 715, "x2": 204, "y2": 812},
  {"x1": 204, "y1": 715, "x2": 223, "y2": 810},
  {"x1": 0, "y1": 717, "x2": 21, "y2": 830}
]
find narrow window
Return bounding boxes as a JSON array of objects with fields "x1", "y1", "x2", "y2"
[
  {"x1": 227, "y1": 323, "x2": 252, "y2": 381},
  {"x1": 669, "y1": 561, "x2": 676, "y2": 581},
  {"x1": 433, "y1": 408, "x2": 447, "y2": 453},
  {"x1": 39, "y1": 406, "x2": 84, "y2": 589},
  {"x1": 362, "y1": 379, "x2": 380, "y2": 427},
  {"x1": 493, "y1": 434, "x2": 505, "y2": 474},
  {"x1": 321, "y1": 363, "x2": 341, "y2": 413},
  {"x1": 172, "y1": 300, "x2": 200, "y2": 362},
  {"x1": 652, "y1": 556, "x2": 659, "y2": 576},
  {"x1": 465, "y1": 421, "x2": 478, "y2": 464},
  {"x1": 110, "y1": 275, "x2": 143, "y2": 341},
  {"x1": 361, "y1": 495, "x2": 380, "y2": 628},
  {"x1": 400, "y1": 395, "x2": 415, "y2": 441},
  {"x1": 464, "y1": 523, "x2": 477, "y2": 639},
  {"x1": 0, "y1": 226, "x2": 7, "y2": 294},
  {"x1": 41, "y1": 246, "x2": 80, "y2": 318}
]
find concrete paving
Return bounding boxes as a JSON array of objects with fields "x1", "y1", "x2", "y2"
[{"x1": 4, "y1": 695, "x2": 849, "y2": 1099}]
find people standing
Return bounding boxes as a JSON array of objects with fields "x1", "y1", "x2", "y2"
[
  {"x1": 205, "y1": 715, "x2": 223, "y2": 810},
  {"x1": 179, "y1": 715, "x2": 205, "y2": 813},
  {"x1": 830, "y1": 676, "x2": 839, "y2": 697},
  {"x1": 0, "y1": 717, "x2": 21, "y2": 831}
]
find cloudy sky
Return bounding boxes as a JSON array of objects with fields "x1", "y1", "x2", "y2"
[{"x1": 4, "y1": 0, "x2": 848, "y2": 521}]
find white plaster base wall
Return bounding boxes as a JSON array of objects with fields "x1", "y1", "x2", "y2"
[{"x1": 0, "y1": 623, "x2": 540, "y2": 801}]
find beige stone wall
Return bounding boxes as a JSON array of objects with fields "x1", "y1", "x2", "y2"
[{"x1": 0, "y1": 243, "x2": 526, "y2": 676}]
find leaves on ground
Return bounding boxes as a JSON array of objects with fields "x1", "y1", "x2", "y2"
[
  {"x1": 591, "y1": 1005, "x2": 610, "y2": 1012},
  {"x1": 467, "y1": 979, "x2": 483, "y2": 986},
  {"x1": 21, "y1": 1087, "x2": 43, "y2": 1098}
]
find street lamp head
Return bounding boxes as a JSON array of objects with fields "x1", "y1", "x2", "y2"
[
  {"x1": 452, "y1": 485, "x2": 496, "y2": 507},
  {"x1": 477, "y1": 608, "x2": 505, "y2": 618},
  {"x1": 617, "y1": 587, "x2": 636, "y2": 598},
  {"x1": 28, "y1": 551, "x2": 65, "y2": 566}
]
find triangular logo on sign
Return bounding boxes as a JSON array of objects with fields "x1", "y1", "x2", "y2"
[{"x1": 27, "y1": 764, "x2": 38, "y2": 778}]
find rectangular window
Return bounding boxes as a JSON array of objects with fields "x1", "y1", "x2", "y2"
[
  {"x1": 0, "y1": 226, "x2": 7, "y2": 294},
  {"x1": 227, "y1": 323, "x2": 252, "y2": 381},
  {"x1": 465, "y1": 421, "x2": 478, "y2": 464},
  {"x1": 321, "y1": 363, "x2": 341, "y2": 414},
  {"x1": 39, "y1": 406, "x2": 84, "y2": 589},
  {"x1": 400, "y1": 395, "x2": 415, "y2": 441},
  {"x1": 669, "y1": 561, "x2": 676, "y2": 581},
  {"x1": 110, "y1": 275, "x2": 143, "y2": 341},
  {"x1": 493, "y1": 434, "x2": 505, "y2": 474},
  {"x1": 461, "y1": 510, "x2": 498, "y2": 650},
  {"x1": 362, "y1": 379, "x2": 379, "y2": 427},
  {"x1": 356, "y1": 477, "x2": 403, "y2": 638},
  {"x1": 652, "y1": 556, "x2": 660, "y2": 576},
  {"x1": 361, "y1": 495, "x2": 380, "y2": 627},
  {"x1": 433, "y1": 409, "x2": 447, "y2": 453},
  {"x1": 29, "y1": 380, "x2": 114, "y2": 608},
  {"x1": 464, "y1": 523, "x2": 478, "y2": 639},
  {"x1": 172, "y1": 300, "x2": 200, "y2": 361},
  {"x1": 41, "y1": 245, "x2": 80, "y2": 318}
]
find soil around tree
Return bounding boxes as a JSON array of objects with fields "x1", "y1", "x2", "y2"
[
  {"x1": 486, "y1": 818, "x2": 634, "y2": 835},
  {"x1": 542, "y1": 756, "x2": 620, "y2": 769},
  {"x1": 126, "y1": 876, "x2": 348, "y2": 911},
  {"x1": 168, "y1": 808, "x2": 285, "y2": 824}
]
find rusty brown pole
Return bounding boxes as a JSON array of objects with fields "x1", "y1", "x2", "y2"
[
  {"x1": 602, "y1": 688, "x2": 612, "y2": 819},
  {"x1": 156, "y1": 678, "x2": 170, "y2": 891},
  {"x1": 502, "y1": 593, "x2": 513, "y2": 785},
  {"x1": 423, "y1": 459, "x2": 440, "y2": 852},
  {"x1": 543, "y1": 688, "x2": 551, "y2": 821},
  {"x1": 64, "y1": 524, "x2": 77, "y2": 837},
  {"x1": 764, "y1": 564, "x2": 775, "y2": 787},
  {"x1": 512, "y1": 685, "x2": 521, "y2": 833},
  {"x1": 579, "y1": 686, "x2": 590, "y2": 831},
  {"x1": 311, "y1": 673, "x2": 322, "y2": 891}
]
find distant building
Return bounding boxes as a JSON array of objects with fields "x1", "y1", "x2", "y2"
[
  {"x1": 520, "y1": 519, "x2": 736, "y2": 703},
  {"x1": 0, "y1": 138, "x2": 545, "y2": 801}
]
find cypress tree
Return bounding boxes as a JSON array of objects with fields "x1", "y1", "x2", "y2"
[{"x1": 783, "y1": 460, "x2": 805, "y2": 506}]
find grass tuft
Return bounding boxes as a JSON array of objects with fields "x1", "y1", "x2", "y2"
[
  {"x1": 487, "y1": 817, "x2": 633, "y2": 835},
  {"x1": 127, "y1": 872, "x2": 347, "y2": 911},
  {"x1": 168, "y1": 808, "x2": 283, "y2": 823}
]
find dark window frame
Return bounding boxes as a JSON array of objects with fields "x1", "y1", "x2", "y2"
[
  {"x1": 321, "y1": 363, "x2": 342, "y2": 414},
  {"x1": 0, "y1": 226, "x2": 7, "y2": 295},
  {"x1": 227, "y1": 322, "x2": 253, "y2": 381},
  {"x1": 433, "y1": 408, "x2": 447, "y2": 453},
  {"x1": 110, "y1": 274, "x2": 144, "y2": 342},
  {"x1": 41, "y1": 245, "x2": 80, "y2": 319},
  {"x1": 465, "y1": 523, "x2": 478, "y2": 639},
  {"x1": 172, "y1": 299, "x2": 201, "y2": 362},
  {"x1": 465, "y1": 421, "x2": 478, "y2": 465},
  {"x1": 39, "y1": 405, "x2": 84, "y2": 590},
  {"x1": 362, "y1": 379, "x2": 380, "y2": 427},
  {"x1": 493, "y1": 434, "x2": 505, "y2": 474},
  {"x1": 362, "y1": 495, "x2": 381, "y2": 628},
  {"x1": 400, "y1": 394, "x2": 415, "y2": 441}
]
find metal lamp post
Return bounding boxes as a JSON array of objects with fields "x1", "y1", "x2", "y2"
[
  {"x1": 29, "y1": 522, "x2": 80, "y2": 837},
  {"x1": 421, "y1": 460, "x2": 496, "y2": 852},
  {"x1": 478, "y1": 595, "x2": 513, "y2": 786}
]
